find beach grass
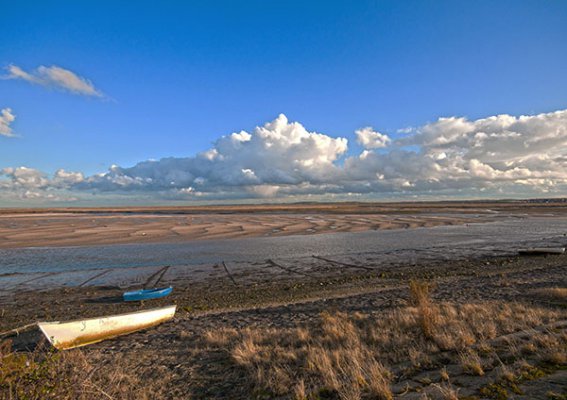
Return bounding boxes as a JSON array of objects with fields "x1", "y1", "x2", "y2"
[{"x1": 1, "y1": 282, "x2": 566, "y2": 399}]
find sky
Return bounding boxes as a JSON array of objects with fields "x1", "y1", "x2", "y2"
[{"x1": 1, "y1": 0, "x2": 567, "y2": 206}]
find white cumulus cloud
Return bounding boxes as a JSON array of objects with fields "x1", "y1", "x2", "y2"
[
  {"x1": 355, "y1": 127, "x2": 391, "y2": 149},
  {"x1": 3, "y1": 109, "x2": 567, "y2": 204},
  {"x1": 4, "y1": 64, "x2": 103, "y2": 97},
  {"x1": 1, "y1": 166, "x2": 49, "y2": 188},
  {"x1": 80, "y1": 114, "x2": 348, "y2": 197},
  {"x1": 0, "y1": 167, "x2": 83, "y2": 203},
  {"x1": 0, "y1": 108, "x2": 16, "y2": 137}
]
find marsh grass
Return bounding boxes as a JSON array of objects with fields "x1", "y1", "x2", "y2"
[
  {"x1": 432, "y1": 382, "x2": 459, "y2": 400},
  {"x1": 409, "y1": 279, "x2": 434, "y2": 306},
  {"x1": 459, "y1": 348, "x2": 485, "y2": 376},
  {"x1": 230, "y1": 313, "x2": 394, "y2": 400},
  {"x1": 1, "y1": 281, "x2": 565, "y2": 400},
  {"x1": 204, "y1": 287, "x2": 564, "y2": 399},
  {"x1": 534, "y1": 287, "x2": 567, "y2": 302},
  {"x1": 409, "y1": 279, "x2": 439, "y2": 339},
  {"x1": 0, "y1": 340, "x2": 167, "y2": 399}
]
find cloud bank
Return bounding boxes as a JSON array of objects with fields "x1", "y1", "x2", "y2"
[
  {"x1": 2, "y1": 109, "x2": 567, "y2": 204},
  {"x1": 4, "y1": 65, "x2": 102, "y2": 97},
  {"x1": 0, "y1": 108, "x2": 16, "y2": 137}
]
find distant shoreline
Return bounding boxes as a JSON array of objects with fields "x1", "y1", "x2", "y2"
[{"x1": 2, "y1": 198, "x2": 567, "y2": 215}]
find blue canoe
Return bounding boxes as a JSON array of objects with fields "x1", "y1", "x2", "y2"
[{"x1": 123, "y1": 286, "x2": 173, "y2": 302}]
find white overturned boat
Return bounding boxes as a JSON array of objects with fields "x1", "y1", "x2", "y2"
[
  {"x1": 518, "y1": 247, "x2": 565, "y2": 255},
  {"x1": 38, "y1": 305, "x2": 176, "y2": 350}
]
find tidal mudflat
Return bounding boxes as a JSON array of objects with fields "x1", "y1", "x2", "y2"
[
  {"x1": 1, "y1": 202, "x2": 567, "y2": 399},
  {"x1": 3, "y1": 200, "x2": 567, "y2": 249}
]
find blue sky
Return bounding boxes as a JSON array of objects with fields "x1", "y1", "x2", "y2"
[{"x1": 1, "y1": 1, "x2": 567, "y2": 205}]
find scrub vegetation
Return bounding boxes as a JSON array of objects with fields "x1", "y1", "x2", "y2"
[{"x1": 2, "y1": 281, "x2": 565, "y2": 399}]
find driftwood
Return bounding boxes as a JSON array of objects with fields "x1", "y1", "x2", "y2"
[
  {"x1": 221, "y1": 261, "x2": 238, "y2": 286},
  {"x1": 266, "y1": 259, "x2": 314, "y2": 277},
  {"x1": 79, "y1": 269, "x2": 110, "y2": 287},
  {"x1": 312, "y1": 255, "x2": 374, "y2": 271},
  {"x1": 0, "y1": 323, "x2": 37, "y2": 338},
  {"x1": 518, "y1": 247, "x2": 565, "y2": 255},
  {"x1": 143, "y1": 265, "x2": 170, "y2": 288}
]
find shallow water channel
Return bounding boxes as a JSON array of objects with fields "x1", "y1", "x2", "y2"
[{"x1": 1, "y1": 216, "x2": 567, "y2": 276}]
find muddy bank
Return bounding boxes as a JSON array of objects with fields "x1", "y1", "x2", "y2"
[
  {"x1": 2, "y1": 251, "x2": 566, "y2": 399},
  {"x1": 2, "y1": 250, "x2": 566, "y2": 333}
]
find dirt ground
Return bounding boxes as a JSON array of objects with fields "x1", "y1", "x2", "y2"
[{"x1": 2, "y1": 251, "x2": 566, "y2": 399}]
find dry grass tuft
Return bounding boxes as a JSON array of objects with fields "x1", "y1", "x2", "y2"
[
  {"x1": 459, "y1": 348, "x2": 485, "y2": 376},
  {"x1": 203, "y1": 327, "x2": 238, "y2": 347},
  {"x1": 409, "y1": 280, "x2": 439, "y2": 339},
  {"x1": 439, "y1": 366, "x2": 450, "y2": 381},
  {"x1": 409, "y1": 279, "x2": 434, "y2": 306},
  {"x1": 496, "y1": 364, "x2": 515, "y2": 382},
  {"x1": 534, "y1": 287, "x2": 567, "y2": 301},
  {"x1": 0, "y1": 340, "x2": 169, "y2": 399},
  {"x1": 214, "y1": 280, "x2": 565, "y2": 398},
  {"x1": 432, "y1": 382, "x2": 460, "y2": 400},
  {"x1": 210, "y1": 294, "x2": 564, "y2": 399},
  {"x1": 230, "y1": 313, "x2": 394, "y2": 400},
  {"x1": 293, "y1": 379, "x2": 307, "y2": 400}
]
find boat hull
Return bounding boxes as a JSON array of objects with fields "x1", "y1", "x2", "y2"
[
  {"x1": 123, "y1": 286, "x2": 173, "y2": 302},
  {"x1": 38, "y1": 305, "x2": 176, "y2": 350}
]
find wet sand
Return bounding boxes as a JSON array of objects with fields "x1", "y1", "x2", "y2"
[
  {"x1": 2, "y1": 200, "x2": 567, "y2": 249},
  {"x1": 0, "y1": 211, "x2": 480, "y2": 248}
]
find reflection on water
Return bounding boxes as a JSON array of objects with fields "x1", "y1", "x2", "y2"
[{"x1": 1, "y1": 217, "x2": 566, "y2": 275}]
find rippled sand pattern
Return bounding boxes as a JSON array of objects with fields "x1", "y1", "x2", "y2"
[
  {"x1": 2, "y1": 201, "x2": 566, "y2": 248},
  {"x1": 0, "y1": 212, "x2": 484, "y2": 248}
]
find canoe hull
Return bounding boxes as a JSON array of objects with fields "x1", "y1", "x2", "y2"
[
  {"x1": 38, "y1": 305, "x2": 176, "y2": 350},
  {"x1": 123, "y1": 286, "x2": 173, "y2": 302}
]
